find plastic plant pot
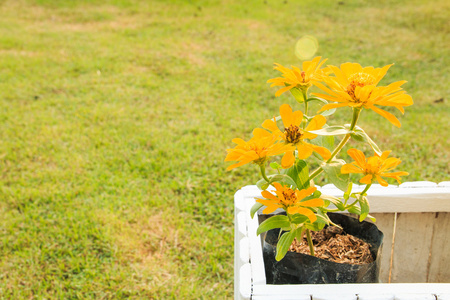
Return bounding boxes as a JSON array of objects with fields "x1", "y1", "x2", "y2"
[{"x1": 263, "y1": 212, "x2": 384, "y2": 284}]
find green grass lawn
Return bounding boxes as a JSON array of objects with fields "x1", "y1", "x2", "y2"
[{"x1": 0, "y1": 0, "x2": 448, "y2": 298}]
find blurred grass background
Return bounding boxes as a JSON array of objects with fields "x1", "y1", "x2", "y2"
[{"x1": 0, "y1": 0, "x2": 448, "y2": 298}]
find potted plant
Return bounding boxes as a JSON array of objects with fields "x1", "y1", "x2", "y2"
[{"x1": 225, "y1": 55, "x2": 412, "y2": 284}]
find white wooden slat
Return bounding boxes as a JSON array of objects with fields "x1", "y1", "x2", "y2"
[
  {"x1": 252, "y1": 283, "x2": 450, "y2": 297},
  {"x1": 239, "y1": 237, "x2": 249, "y2": 264},
  {"x1": 312, "y1": 293, "x2": 357, "y2": 300},
  {"x1": 252, "y1": 294, "x2": 310, "y2": 300},
  {"x1": 393, "y1": 294, "x2": 436, "y2": 300},
  {"x1": 400, "y1": 181, "x2": 438, "y2": 188},
  {"x1": 236, "y1": 212, "x2": 247, "y2": 240},
  {"x1": 245, "y1": 190, "x2": 266, "y2": 285},
  {"x1": 391, "y1": 213, "x2": 435, "y2": 283},
  {"x1": 438, "y1": 181, "x2": 450, "y2": 187},
  {"x1": 369, "y1": 213, "x2": 395, "y2": 283},
  {"x1": 437, "y1": 294, "x2": 450, "y2": 300},
  {"x1": 239, "y1": 263, "x2": 252, "y2": 300},
  {"x1": 234, "y1": 189, "x2": 247, "y2": 212},
  {"x1": 428, "y1": 212, "x2": 450, "y2": 282},
  {"x1": 358, "y1": 294, "x2": 394, "y2": 300}
]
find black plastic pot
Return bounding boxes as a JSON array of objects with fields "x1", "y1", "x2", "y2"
[{"x1": 263, "y1": 212, "x2": 384, "y2": 284}]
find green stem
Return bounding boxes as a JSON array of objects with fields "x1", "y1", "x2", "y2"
[
  {"x1": 302, "y1": 89, "x2": 308, "y2": 129},
  {"x1": 360, "y1": 183, "x2": 372, "y2": 195},
  {"x1": 305, "y1": 229, "x2": 315, "y2": 256},
  {"x1": 308, "y1": 107, "x2": 362, "y2": 182},
  {"x1": 345, "y1": 184, "x2": 372, "y2": 209},
  {"x1": 259, "y1": 164, "x2": 270, "y2": 183}
]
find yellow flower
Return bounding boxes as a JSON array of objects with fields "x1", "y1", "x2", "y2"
[
  {"x1": 267, "y1": 56, "x2": 329, "y2": 97},
  {"x1": 256, "y1": 182, "x2": 324, "y2": 222},
  {"x1": 313, "y1": 63, "x2": 413, "y2": 127},
  {"x1": 341, "y1": 148, "x2": 409, "y2": 187},
  {"x1": 225, "y1": 131, "x2": 295, "y2": 171},
  {"x1": 261, "y1": 104, "x2": 331, "y2": 168}
]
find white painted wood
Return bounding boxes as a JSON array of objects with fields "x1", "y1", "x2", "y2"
[
  {"x1": 239, "y1": 263, "x2": 251, "y2": 300},
  {"x1": 437, "y1": 294, "x2": 450, "y2": 300},
  {"x1": 394, "y1": 295, "x2": 436, "y2": 300},
  {"x1": 400, "y1": 181, "x2": 438, "y2": 187},
  {"x1": 391, "y1": 213, "x2": 435, "y2": 283},
  {"x1": 428, "y1": 212, "x2": 450, "y2": 282},
  {"x1": 239, "y1": 237, "x2": 249, "y2": 264},
  {"x1": 438, "y1": 182, "x2": 450, "y2": 187},
  {"x1": 246, "y1": 194, "x2": 266, "y2": 285},
  {"x1": 253, "y1": 283, "x2": 450, "y2": 299},
  {"x1": 252, "y1": 283, "x2": 450, "y2": 296},
  {"x1": 312, "y1": 293, "x2": 357, "y2": 300},
  {"x1": 369, "y1": 213, "x2": 395, "y2": 283},
  {"x1": 358, "y1": 294, "x2": 394, "y2": 300},
  {"x1": 252, "y1": 295, "x2": 310, "y2": 300},
  {"x1": 236, "y1": 212, "x2": 247, "y2": 240}
]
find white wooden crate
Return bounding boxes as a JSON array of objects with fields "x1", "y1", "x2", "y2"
[{"x1": 234, "y1": 182, "x2": 450, "y2": 300}]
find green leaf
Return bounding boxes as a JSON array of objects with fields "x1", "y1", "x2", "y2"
[
  {"x1": 320, "y1": 194, "x2": 345, "y2": 210},
  {"x1": 309, "y1": 126, "x2": 335, "y2": 152},
  {"x1": 343, "y1": 182, "x2": 353, "y2": 201},
  {"x1": 320, "y1": 108, "x2": 337, "y2": 117},
  {"x1": 347, "y1": 205, "x2": 361, "y2": 215},
  {"x1": 256, "y1": 180, "x2": 270, "y2": 190},
  {"x1": 284, "y1": 159, "x2": 309, "y2": 190},
  {"x1": 306, "y1": 97, "x2": 327, "y2": 104},
  {"x1": 275, "y1": 230, "x2": 296, "y2": 261},
  {"x1": 250, "y1": 202, "x2": 264, "y2": 219},
  {"x1": 301, "y1": 190, "x2": 321, "y2": 202},
  {"x1": 359, "y1": 195, "x2": 370, "y2": 222},
  {"x1": 256, "y1": 215, "x2": 290, "y2": 236},
  {"x1": 368, "y1": 214, "x2": 376, "y2": 222},
  {"x1": 309, "y1": 126, "x2": 350, "y2": 136},
  {"x1": 295, "y1": 227, "x2": 305, "y2": 243},
  {"x1": 347, "y1": 125, "x2": 382, "y2": 156},
  {"x1": 270, "y1": 162, "x2": 281, "y2": 170},
  {"x1": 321, "y1": 160, "x2": 350, "y2": 192},
  {"x1": 290, "y1": 87, "x2": 305, "y2": 103},
  {"x1": 291, "y1": 214, "x2": 309, "y2": 224},
  {"x1": 256, "y1": 174, "x2": 297, "y2": 190}
]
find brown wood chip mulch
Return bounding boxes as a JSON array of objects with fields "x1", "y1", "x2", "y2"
[{"x1": 288, "y1": 226, "x2": 374, "y2": 265}]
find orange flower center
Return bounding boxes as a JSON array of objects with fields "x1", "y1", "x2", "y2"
[
  {"x1": 364, "y1": 157, "x2": 382, "y2": 174},
  {"x1": 281, "y1": 189, "x2": 297, "y2": 207},
  {"x1": 301, "y1": 71, "x2": 307, "y2": 82},
  {"x1": 284, "y1": 125, "x2": 303, "y2": 144},
  {"x1": 346, "y1": 72, "x2": 376, "y2": 102}
]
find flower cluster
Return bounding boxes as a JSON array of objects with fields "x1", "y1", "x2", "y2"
[{"x1": 226, "y1": 55, "x2": 411, "y2": 261}]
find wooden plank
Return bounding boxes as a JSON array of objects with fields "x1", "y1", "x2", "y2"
[
  {"x1": 358, "y1": 294, "x2": 394, "y2": 300},
  {"x1": 391, "y1": 213, "x2": 435, "y2": 283},
  {"x1": 370, "y1": 213, "x2": 395, "y2": 283},
  {"x1": 239, "y1": 264, "x2": 251, "y2": 300},
  {"x1": 428, "y1": 212, "x2": 450, "y2": 283},
  {"x1": 252, "y1": 283, "x2": 450, "y2": 297}
]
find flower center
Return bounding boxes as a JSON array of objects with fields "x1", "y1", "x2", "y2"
[
  {"x1": 301, "y1": 71, "x2": 307, "y2": 82},
  {"x1": 364, "y1": 157, "x2": 382, "y2": 174},
  {"x1": 281, "y1": 190, "x2": 297, "y2": 207},
  {"x1": 284, "y1": 125, "x2": 303, "y2": 144},
  {"x1": 346, "y1": 72, "x2": 376, "y2": 102}
]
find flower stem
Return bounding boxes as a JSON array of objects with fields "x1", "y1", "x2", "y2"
[
  {"x1": 360, "y1": 183, "x2": 372, "y2": 195},
  {"x1": 345, "y1": 184, "x2": 372, "y2": 209},
  {"x1": 308, "y1": 107, "x2": 362, "y2": 182},
  {"x1": 306, "y1": 229, "x2": 315, "y2": 256},
  {"x1": 259, "y1": 164, "x2": 270, "y2": 183},
  {"x1": 302, "y1": 89, "x2": 308, "y2": 129}
]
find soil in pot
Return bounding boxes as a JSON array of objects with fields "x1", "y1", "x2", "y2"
[
  {"x1": 263, "y1": 213, "x2": 384, "y2": 284},
  {"x1": 288, "y1": 226, "x2": 374, "y2": 265}
]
